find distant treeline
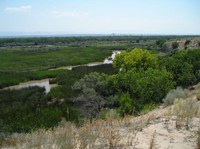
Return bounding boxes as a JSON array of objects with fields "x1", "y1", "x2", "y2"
[{"x1": 0, "y1": 35, "x2": 198, "y2": 46}]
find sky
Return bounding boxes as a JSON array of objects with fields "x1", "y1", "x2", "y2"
[{"x1": 0, "y1": 0, "x2": 200, "y2": 36}]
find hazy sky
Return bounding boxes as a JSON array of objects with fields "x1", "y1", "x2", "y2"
[{"x1": 0, "y1": 0, "x2": 200, "y2": 35}]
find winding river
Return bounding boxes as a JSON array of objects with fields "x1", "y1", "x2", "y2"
[
  {"x1": 49, "y1": 51, "x2": 121, "y2": 71},
  {"x1": 2, "y1": 51, "x2": 121, "y2": 93}
]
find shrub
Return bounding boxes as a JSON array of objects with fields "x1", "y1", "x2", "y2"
[
  {"x1": 185, "y1": 40, "x2": 191, "y2": 46},
  {"x1": 117, "y1": 92, "x2": 134, "y2": 116},
  {"x1": 172, "y1": 42, "x2": 179, "y2": 49},
  {"x1": 140, "y1": 103, "x2": 156, "y2": 114},
  {"x1": 99, "y1": 109, "x2": 119, "y2": 120},
  {"x1": 163, "y1": 87, "x2": 188, "y2": 106},
  {"x1": 172, "y1": 97, "x2": 200, "y2": 118},
  {"x1": 156, "y1": 39, "x2": 165, "y2": 47},
  {"x1": 113, "y1": 68, "x2": 174, "y2": 111},
  {"x1": 72, "y1": 72, "x2": 112, "y2": 118},
  {"x1": 159, "y1": 57, "x2": 197, "y2": 87}
]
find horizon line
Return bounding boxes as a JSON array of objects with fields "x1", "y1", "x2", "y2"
[{"x1": 0, "y1": 33, "x2": 200, "y2": 38}]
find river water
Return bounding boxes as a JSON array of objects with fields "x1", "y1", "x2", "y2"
[
  {"x1": 3, "y1": 79, "x2": 58, "y2": 93},
  {"x1": 49, "y1": 51, "x2": 121, "y2": 70},
  {"x1": 3, "y1": 51, "x2": 121, "y2": 93}
]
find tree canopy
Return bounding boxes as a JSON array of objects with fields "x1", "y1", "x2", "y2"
[{"x1": 113, "y1": 48, "x2": 158, "y2": 71}]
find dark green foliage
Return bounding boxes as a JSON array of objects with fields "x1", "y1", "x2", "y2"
[
  {"x1": 172, "y1": 42, "x2": 179, "y2": 49},
  {"x1": 117, "y1": 92, "x2": 134, "y2": 116},
  {"x1": 112, "y1": 48, "x2": 174, "y2": 113},
  {"x1": 112, "y1": 68, "x2": 174, "y2": 112},
  {"x1": 180, "y1": 50, "x2": 200, "y2": 77},
  {"x1": 184, "y1": 40, "x2": 191, "y2": 49},
  {"x1": 0, "y1": 70, "x2": 64, "y2": 89},
  {"x1": 140, "y1": 103, "x2": 156, "y2": 114},
  {"x1": 0, "y1": 87, "x2": 79, "y2": 133},
  {"x1": 55, "y1": 64, "x2": 117, "y2": 99},
  {"x1": 158, "y1": 49, "x2": 200, "y2": 87},
  {"x1": 0, "y1": 36, "x2": 193, "y2": 47},
  {"x1": 72, "y1": 72, "x2": 111, "y2": 117},
  {"x1": 159, "y1": 57, "x2": 196, "y2": 87},
  {"x1": 156, "y1": 39, "x2": 166, "y2": 47},
  {"x1": 185, "y1": 40, "x2": 191, "y2": 46}
]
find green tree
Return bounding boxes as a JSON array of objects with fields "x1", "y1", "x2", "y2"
[
  {"x1": 117, "y1": 92, "x2": 134, "y2": 116},
  {"x1": 172, "y1": 49, "x2": 200, "y2": 82},
  {"x1": 113, "y1": 48, "x2": 159, "y2": 71},
  {"x1": 156, "y1": 39, "x2": 166, "y2": 47},
  {"x1": 112, "y1": 68, "x2": 174, "y2": 112},
  {"x1": 185, "y1": 49, "x2": 200, "y2": 77},
  {"x1": 159, "y1": 57, "x2": 196, "y2": 87}
]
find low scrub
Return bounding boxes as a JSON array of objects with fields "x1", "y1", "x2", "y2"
[
  {"x1": 163, "y1": 87, "x2": 188, "y2": 106},
  {"x1": 171, "y1": 97, "x2": 200, "y2": 118}
]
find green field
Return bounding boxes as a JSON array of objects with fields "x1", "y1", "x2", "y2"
[
  {"x1": 0, "y1": 45, "x2": 115, "y2": 88},
  {"x1": 0, "y1": 46, "x2": 113, "y2": 71}
]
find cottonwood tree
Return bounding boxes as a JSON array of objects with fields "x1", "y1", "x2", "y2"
[
  {"x1": 112, "y1": 68, "x2": 174, "y2": 112},
  {"x1": 113, "y1": 48, "x2": 158, "y2": 71}
]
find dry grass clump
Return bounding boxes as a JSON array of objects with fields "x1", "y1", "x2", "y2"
[
  {"x1": 2, "y1": 113, "x2": 156, "y2": 149},
  {"x1": 77, "y1": 120, "x2": 100, "y2": 149},
  {"x1": 168, "y1": 95, "x2": 200, "y2": 130},
  {"x1": 19, "y1": 122, "x2": 77, "y2": 149},
  {"x1": 172, "y1": 97, "x2": 200, "y2": 119},
  {"x1": 0, "y1": 134, "x2": 26, "y2": 148}
]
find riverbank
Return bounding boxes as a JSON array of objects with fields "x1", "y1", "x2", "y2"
[
  {"x1": 1, "y1": 51, "x2": 121, "y2": 92},
  {"x1": 2, "y1": 78, "x2": 58, "y2": 93},
  {"x1": 49, "y1": 51, "x2": 121, "y2": 71}
]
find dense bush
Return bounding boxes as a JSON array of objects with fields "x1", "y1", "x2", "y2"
[
  {"x1": 72, "y1": 48, "x2": 200, "y2": 117},
  {"x1": 172, "y1": 42, "x2": 179, "y2": 49},
  {"x1": 156, "y1": 39, "x2": 166, "y2": 47},
  {"x1": 0, "y1": 87, "x2": 78, "y2": 133},
  {"x1": 0, "y1": 70, "x2": 64, "y2": 89},
  {"x1": 117, "y1": 92, "x2": 134, "y2": 116},
  {"x1": 112, "y1": 68, "x2": 174, "y2": 112},
  {"x1": 68, "y1": 48, "x2": 200, "y2": 117},
  {"x1": 160, "y1": 49, "x2": 200, "y2": 86},
  {"x1": 159, "y1": 57, "x2": 196, "y2": 87},
  {"x1": 72, "y1": 72, "x2": 111, "y2": 117}
]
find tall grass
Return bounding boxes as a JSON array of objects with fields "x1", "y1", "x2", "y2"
[{"x1": 0, "y1": 46, "x2": 112, "y2": 71}]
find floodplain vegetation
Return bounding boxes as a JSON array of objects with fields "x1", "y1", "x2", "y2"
[
  {"x1": 1, "y1": 85, "x2": 200, "y2": 149},
  {"x1": 0, "y1": 36, "x2": 200, "y2": 148}
]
